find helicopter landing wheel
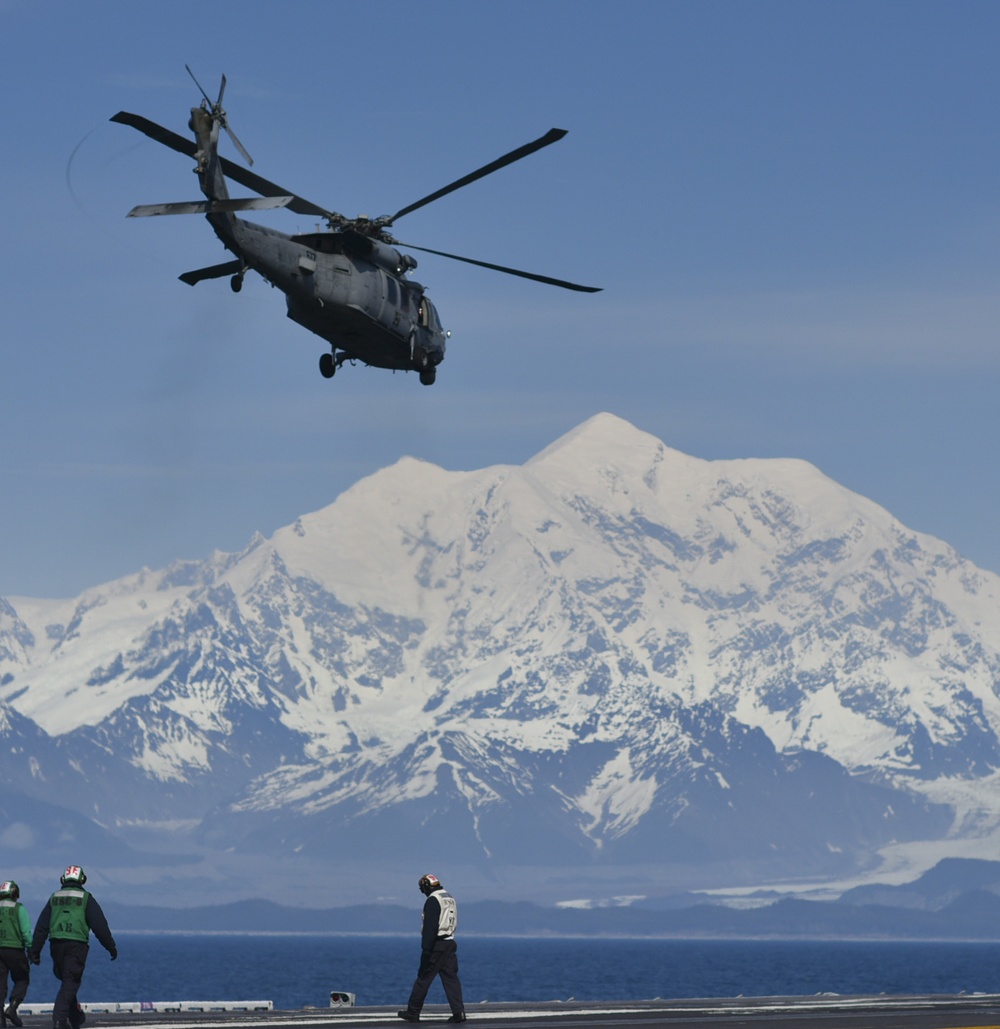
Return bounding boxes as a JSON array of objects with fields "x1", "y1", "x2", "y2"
[
  {"x1": 230, "y1": 274, "x2": 243, "y2": 293},
  {"x1": 318, "y1": 352, "x2": 336, "y2": 379},
  {"x1": 419, "y1": 368, "x2": 436, "y2": 386}
]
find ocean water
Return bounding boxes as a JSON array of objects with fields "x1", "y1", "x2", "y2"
[{"x1": 31, "y1": 935, "x2": 1000, "y2": 1011}]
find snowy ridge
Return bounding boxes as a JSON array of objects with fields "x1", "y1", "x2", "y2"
[{"x1": 1, "y1": 413, "x2": 998, "y2": 896}]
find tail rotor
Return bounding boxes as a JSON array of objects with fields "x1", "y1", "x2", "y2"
[{"x1": 185, "y1": 64, "x2": 253, "y2": 166}]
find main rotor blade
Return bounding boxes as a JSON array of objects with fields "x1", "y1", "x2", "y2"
[
  {"x1": 111, "y1": 111, "x2": 334, "y2": 220},
  {"x1": 127, "y1": 196, "x2": 293, "y2": 217},
  {"x1": 397, "y1": 241, "x2": 601, "y2": 292},
  {"x1": 217, "y1": 157, "x2": 329, "y2": 217},
  {"x1": 387, "y1": 128, "x2": 568, "y2": 224},
  {"x1": 112, "y1": 111, "x2": 197, "y2": 158}
]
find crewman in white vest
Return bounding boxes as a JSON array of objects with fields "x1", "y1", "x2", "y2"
[{"x1": 398, "y1": 873, "x2": 466, "y2": 1023}]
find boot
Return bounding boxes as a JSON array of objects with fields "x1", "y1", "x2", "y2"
[{"x1": 6, "y1": 1000, "x2": 23, "y2": 1028}]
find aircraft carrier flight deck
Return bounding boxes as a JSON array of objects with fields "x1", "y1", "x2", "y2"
[{"x1": 16, "y1": 995, "x2": 1000, "y2": 1029}]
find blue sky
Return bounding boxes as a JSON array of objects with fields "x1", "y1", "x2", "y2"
[{"x1": 3, "y1": 0, "x2": 999, "y2": 597}]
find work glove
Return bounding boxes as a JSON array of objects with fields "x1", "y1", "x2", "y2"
[
  {"x1": 28, "y1": 952, "x2": 40, "y2": 966},
  {"x1": 109, "y1": 947, "x2": 118, "y2": 961}
]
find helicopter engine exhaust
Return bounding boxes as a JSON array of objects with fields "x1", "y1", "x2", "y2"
[
  {"x1": 368, "y1": 240, "x2": 417, "y2": 276},
  {"x1": 343, "y1": 233, "x2": 417, "y2": 276}
]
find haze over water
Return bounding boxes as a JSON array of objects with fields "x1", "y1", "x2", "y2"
[{"x1": 57, "y1": 936, "x2": 1000, "y2": 1010}]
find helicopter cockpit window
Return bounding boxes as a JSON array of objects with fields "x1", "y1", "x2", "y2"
[
  {"x1": 417, "y1": 300, "x2": 430, "y2": 328},
  {"x1": 386, "y1": 276, "x2": 399, "y2": 307}
]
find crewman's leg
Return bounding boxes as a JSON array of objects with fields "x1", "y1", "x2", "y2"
[
  {"x1": 0, "y1": 952, "x2": 8, "y2": 1028},
  {"x1": 437, "y1": 942, "x2": 465, "y2": 1019},
  {"x1": 4, "y1": 948, "x2": 30, "y2": 1026},
  {"x1": 403, "y1": 948, "x2": 448, "y2": 1017},
  {"x1": 50, "y1": 942, "x2": 88, "y2": 1028}
]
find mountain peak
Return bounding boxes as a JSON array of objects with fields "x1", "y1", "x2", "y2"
[
  {"x1": 528, "y1": 412, "x2": 674, "y2": 471},
  {"x1": 3, "y1": 413, "x2": 1000, "y2": 904}
]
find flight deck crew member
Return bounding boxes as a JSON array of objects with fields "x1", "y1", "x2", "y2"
[
  {"x1": 29, "y1": 866, "x2": 117, "y2": 1029},
  {"x1": 398, "y1": 873, "x2": 466, "y2": 1023},
  {"x1": 0, "y1": 881, "x2": 31, "y2": 1028}
]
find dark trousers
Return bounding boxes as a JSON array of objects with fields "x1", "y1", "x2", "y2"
[
  {"x1": 0, "y1": 948, "x2": 29, "y2": 1006},
  {"x1": 405, "y1": 939, "x2": 464, "y2": 1016},
  {"x1": 49, "y1": 939, "x2": 88, "y2": 1025}
]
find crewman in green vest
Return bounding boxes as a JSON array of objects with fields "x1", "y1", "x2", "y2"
[
  {"x1": 28, "y1": 867, "x2": 117, "y2": 1029},
  {"x1": 0, "y1": 881, "x2": 31, "y2": 1028}
]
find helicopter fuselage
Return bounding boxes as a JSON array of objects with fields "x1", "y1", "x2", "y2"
[
  {"x1": 188, "y1": 103, "x2": 447, "y2": 381},
  {"x1": 113, "y1": 73, "x2": 597, "y2": 388},
  {"x1": 213, "y1": 215, "x2": 447, "y2": 375}
]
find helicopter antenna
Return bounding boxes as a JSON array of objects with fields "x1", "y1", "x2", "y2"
[{"x1": 185, "y1": 64, "x2": 254, "y2": 166}]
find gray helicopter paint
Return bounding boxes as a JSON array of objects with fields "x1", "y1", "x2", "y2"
[
  {"x1": 112, "y1": 68, "x2": 598, "y2": 385},
  {"x1": 187, "y1": 102, "x2": 444, "y2": 375}
]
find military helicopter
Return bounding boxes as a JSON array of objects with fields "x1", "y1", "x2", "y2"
[{"x1": 112, "y1": 68, "x2": 600, "y2": 386}]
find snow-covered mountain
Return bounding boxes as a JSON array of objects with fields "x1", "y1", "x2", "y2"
[{"x1": 3, "y1": 413, "x2": 1000, "y2": 905}]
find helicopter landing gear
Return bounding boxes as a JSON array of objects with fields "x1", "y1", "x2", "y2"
[
  {"x1": 414, "y1": 349, "x2": 431, "y2": 372},
  {"x1": 230, "y1": 272, "x2": 243, "y2": 293},
  {"x1": 318, "y1": 352, "x2": 336, "y2": 379},
  {"x1": 413, "y1": 347, "x2": 436, "y2": 385}
]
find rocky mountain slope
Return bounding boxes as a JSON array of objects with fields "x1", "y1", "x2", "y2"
[{"x1": 3, "y1": 413, "x2": 999, "y2": 904}]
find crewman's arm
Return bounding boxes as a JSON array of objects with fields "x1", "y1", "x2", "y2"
[
  {"x1": 85, "y1": 896, "x2": 117, "y2": 958},
  {"x1": 16, "y1": 905, "x2": 31, "y2": 949},
  {"x1": 420, "y1": 895, "x2": 442, "y2": 951},
  {"x1": 29, "y1": 900, "x2": 52, "y2": 961}
]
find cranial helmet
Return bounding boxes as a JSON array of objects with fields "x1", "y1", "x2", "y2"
[
  {"x1": 60, "y1": 865, "x2": 87, "y2": 887},
  {"x1": 418, "y1": 873, "x2": 441, "y2": 895},
  {"x1": 0, "y1": 881, "x2": 18, "y2": 900}
]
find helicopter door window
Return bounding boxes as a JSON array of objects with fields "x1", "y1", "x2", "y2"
[
  {"x1": 386, "y1": 276, "x2": 398, "y2": 307},
  {"x1": 418, "y1": 300, "x2": 430, "y2": 328}
]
